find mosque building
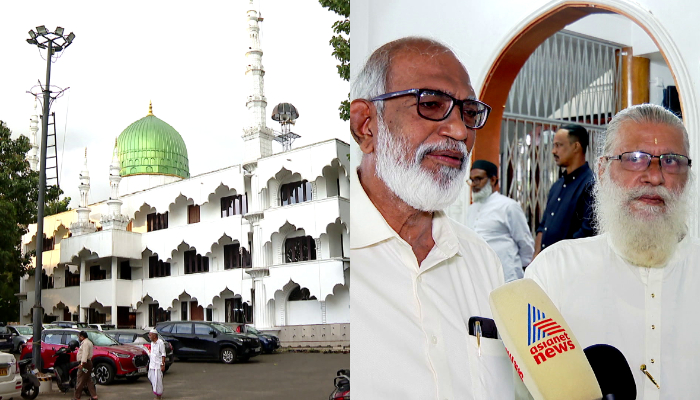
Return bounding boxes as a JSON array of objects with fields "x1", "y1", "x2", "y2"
[{"x1": 18, "y1": 2, "x2": 350, "y2": 347}]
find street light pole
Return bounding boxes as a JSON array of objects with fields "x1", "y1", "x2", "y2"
[{"x1": 26, "y1": 25, "x2": 74, "y2": 371}]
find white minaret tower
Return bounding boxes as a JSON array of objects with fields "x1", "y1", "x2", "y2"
[
  {"x1": 242, "y1": 0, "x2": 274, "y2": 167},
  {"x1": 27, "y1": 101, "x2": 40, "y2": 171},
  {"x1": 101, "y1": 140, "x2": 129, "y2": 230},
  {"x1": 70, "y1": 148, "x2": 96, "y2": 236}
]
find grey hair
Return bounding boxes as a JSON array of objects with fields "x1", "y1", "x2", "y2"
[
  {"x1": 596, "y1": 104, "x2": 689, "y2": 175},
  {"x1": 350, "y1": 36, "x2": 456, "y2": 116}
]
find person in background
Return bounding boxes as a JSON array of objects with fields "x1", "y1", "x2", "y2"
[
  {"x1": 75, "y1": 330, "x2": 98, "y2": 400},
  {"x1": 534, "y1": 123, "x2": 596, "y2": 257},
  {"x1": 147, "y1": 328, "x2": 166, "y2": 400},
  {"x1": 466, "y1": 160, "x2": 534, "y2": 281}
]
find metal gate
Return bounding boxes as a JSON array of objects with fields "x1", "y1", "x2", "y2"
[{"x1": 500, "y1": 31, "x2": 622, "y2": 233}]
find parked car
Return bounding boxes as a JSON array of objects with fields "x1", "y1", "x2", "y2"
[
  {"x1": 20, "y1": 328, "x2": 149, "y2": 385},
  {"x1": 7, "y1": 325, "x2": 33, "y2": 353},
  {"x1": 88, "y1": 324, "x2": 116, "y2": 332},
  {"x1": 53, "y1": 321, "x2": 90, "y2": 329},
  {"x1": 243, "y1": 325, "x2": 280, "y2": 354},
  {"x1": 0, "y1": 351, "x2": 21, "y2": 399},
  {"x1": 0, "y1": 325, "x2": 12, "y2": 352},
  {"x1": 104, "y1": 329, "x2": 174, "y2": 371},
  {"x1": 156, "y1": 321, "x2": 261, "y2": 364}
]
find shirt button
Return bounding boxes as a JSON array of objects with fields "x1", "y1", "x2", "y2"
[
  {"x1": 544, "y1": 227, "x2": 548, "y2": 231},
  {"x1": 551, "y1": 212, "x2": 554, "y2": 216},
  {"x1": 651, "y1": 293, "x2": 655, "y2": 298},
  {"x1": 563, "y1": 184, "x2": 567, "y2": 188},
  {"x1": 651, "y1": 359, "x2": 655, "y2": 363},
  {"x1": 557, "y1": 198, "x2": 561, "y2": 201},
  {"x1": 651, "y1": 325, "x2": 656, "y2": 329},
  {"x1": 417, "y1": 275, "x2": 422, "y2": 283},
  {"x1": 541, "y1": 244, "x2": 545, "y2": 249},
  {"x1": 431, "y1": 336, "x2": 438, "y2": 345},
  {"x1": 573, "y1": 177, "x2": 576, "y2": 180}
]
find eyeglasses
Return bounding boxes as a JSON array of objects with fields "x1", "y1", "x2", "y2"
[
  {"x1": 605, "y1": 151, "x2": 692, "y2": 174},
  {"x1": 467, "y1": 176, "x2": 487, "y2": 186},
  {"x1": 370, "y1": 88, "x2": 492, "y2": 129}
]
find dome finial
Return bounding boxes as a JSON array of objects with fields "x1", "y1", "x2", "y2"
[
  {"x1": 84, "y1": 147, "x2": 87, "y2": 158},
  {"x1": 148, "y1": 101, "x2": 153, "y2": 116}
]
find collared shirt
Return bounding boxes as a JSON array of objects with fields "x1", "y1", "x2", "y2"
[
  {"x1": 351, "y1": 169, "x2": 511, "y2": 400},
  {"x1": 525, "y1": 234, "x2": 700, "y2": 399},
  {"x1": 149, "y1": 338, "x2": 166, "y2": 369},
  {"x1": 466, "y1": 192, "x2": 534, "y2": 282},
  {"x1": 536, "y1": 162, "x2": 595, "y2": 250},
  {"x1": 77, "y1": 338, "x2": 93, "y2": 363}
]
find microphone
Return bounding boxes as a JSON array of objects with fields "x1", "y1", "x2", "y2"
[
  {"x1": 489, "y1": 279, "x2": 602, "y2": 400},
  {"x1": 584, "y1": 344, "x2": 636, "y2": 400}
]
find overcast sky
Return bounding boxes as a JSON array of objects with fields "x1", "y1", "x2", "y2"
[{"x1": 1, "y1": 0, "x2": 350, "y2": 206}]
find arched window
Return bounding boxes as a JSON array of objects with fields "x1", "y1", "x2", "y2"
[
  {"x1": 284, "y1": 235, "x2": 316, "y2": 263},
  {"x1": 288, "y1": 286, "x2": 317, "y2": 301},
  {"x1": 280, "y1": 180, "x2": 312, "y2": 206}
]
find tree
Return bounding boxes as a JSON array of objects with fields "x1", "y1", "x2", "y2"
[
  {"x1": 0, "y1": 121, "x2": 70, "y2": 322},
  {"x1": 319, "y1": 0, "x2": 350, "y2": 121}
]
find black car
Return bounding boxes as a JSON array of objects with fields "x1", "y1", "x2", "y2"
[
  {"x1": 104, "y1": 329, "x2": 175, "y2": 371},
  {"x1": 243, "y1": 325, "x2": 280, "y2": 354},
  {"x1": 0, "y1": 324, "x2": 12, "y2": 352},
  {"x1": 156, "y1": 321, "x2": 261, "y2": 364}
]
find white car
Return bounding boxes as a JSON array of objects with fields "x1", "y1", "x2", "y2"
[{"x1": 0, "y1": 352, "x2": 21, "y2": 399}]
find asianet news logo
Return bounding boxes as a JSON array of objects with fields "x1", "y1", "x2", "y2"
[{"x1": 527, "y1": 303, "x2": 575, "y2": 365}]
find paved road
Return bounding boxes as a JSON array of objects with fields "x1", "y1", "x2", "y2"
[{"x1": 33, "y1": 352, "x2": 349, "y2": 400}]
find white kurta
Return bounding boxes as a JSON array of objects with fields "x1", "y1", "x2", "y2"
[
  {"x1": 351, "y1": 169, "x2": 513, "y2": 400},
  {"x1": 466, "y1": 192, "x2": 534, "y2": 282},
  {"x1": 148, "y1": 338, "x2": 166, "y2": 396},
  {"x1": 525, "y1": 234, "x2": 700, "y2": 399}
]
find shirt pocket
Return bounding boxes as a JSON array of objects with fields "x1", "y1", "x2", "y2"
[{"x1": 466, "y1": 335, "x2": 517, "y2": 400}]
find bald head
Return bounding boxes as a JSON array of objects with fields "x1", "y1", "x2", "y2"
[{"x1": 351, "y1": 37, "x2": 464, "y2": 111}]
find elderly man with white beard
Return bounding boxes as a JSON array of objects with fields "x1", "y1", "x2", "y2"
[
  {"x1": 350, "y1": 37, "x2": 514, "y2": 400},
  {"x1": 466, "y1": 160, "x2": 534, "y2": 282},
  {"x1": 525, "y1": 103, "x2": 699, "y2": 398}
]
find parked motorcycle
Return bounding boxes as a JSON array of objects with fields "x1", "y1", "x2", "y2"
[
  {"x1": 17, "y1": 358, "x2": 39, "y2": 400},
  {"x1": 49, "y1": 340, "x2": 95, "y2": 396},
  {"x1": 329, "y1": 369, "x2": 350, "y2": 400}
]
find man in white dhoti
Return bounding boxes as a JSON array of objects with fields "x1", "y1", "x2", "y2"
[{"x1": 147, "y1": 329, "x2": 166, "y2": 400}]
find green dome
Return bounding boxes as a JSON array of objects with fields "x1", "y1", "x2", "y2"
[{"x1": 117, "y1": 106, "x2": 189, "y2": 179}]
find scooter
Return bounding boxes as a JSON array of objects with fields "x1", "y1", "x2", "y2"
[
  {"x1": 329, "y1": 369, "x2": 350, "y2": 400},
  {"x1": 50, "y1": 340, "x2": 95, "y2": 396},
  {"x1": 17, "y1": 358, "x2": 39, "y2": 400}
]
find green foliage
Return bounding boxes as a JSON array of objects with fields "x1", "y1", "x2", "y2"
[
  {"x1": 319, "y1": 0, "x2": 350, "y2": 121},
  {"x1": 0, "y1": 121, "x2": 69, "y2": 322}
]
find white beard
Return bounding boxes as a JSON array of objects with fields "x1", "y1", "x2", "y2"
[
  {"x1": 593, "y1": 170, "x2": 690, "y2": 268},
  {"x1": 374, "y1": 114, "x2": 470, "y2": 212},
  {"x1": 472, "y1": 180, "x2": 493, "y2": 203}
]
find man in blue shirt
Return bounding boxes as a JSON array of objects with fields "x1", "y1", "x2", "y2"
[{"x1": 534, "y1": 124, "x2": 596, "y2": 257}]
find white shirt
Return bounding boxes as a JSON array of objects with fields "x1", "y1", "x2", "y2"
[
  {"x1": 351, "y1": 169, "x2": 512, "y2": 400},
  {"x1": 148, "y1": 338, "x2": 166, "y2": 369},
  {"x1": 466, "y1": 192, "x2": 534, "y2": 282},
  {"x1": 525, "y1": 234, "x2": 700, "y2": 399}
]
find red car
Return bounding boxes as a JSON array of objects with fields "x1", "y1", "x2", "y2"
[{"x1": 21, "y1": 328, "x2": 148, "y2": 385}]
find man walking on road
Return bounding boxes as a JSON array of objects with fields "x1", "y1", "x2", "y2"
[
  {"x1": 75, "y1": 330, "x2": 98, "y2": 400},
  {"x1": 147, "y1": 329, "x2": 166, "y2": 400}
]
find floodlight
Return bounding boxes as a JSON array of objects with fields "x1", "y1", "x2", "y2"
[
  {"x1": 36, "y1": 25, "x2": 47, "y2": 35},
  {"x1": 55, "y1": 27, "x2": 64, "y2": 36},
  {"x1": 28, "y1": 30, "x2": 36, "y2": 39},
  {"x1": 66, "y1": 32, "x2": 75, "y2": 45}
]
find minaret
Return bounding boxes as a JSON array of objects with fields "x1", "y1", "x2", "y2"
[
  {"x1": 100, "y1": 139, "x2": 129, "y2": 230},
  {"x1": 242, "y1": 0, "x2": 274, "y2": 167},
  {"x1": 27, "y1": 101, "x2": 40, "y2": 171},
  {"x1": 70, "y1": 149, "x2": 96, "y2": 236}
]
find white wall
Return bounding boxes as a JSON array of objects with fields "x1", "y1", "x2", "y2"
[
  {"x1": 286, "y1": 300, "x2": 323, "y2": 325},
  {"x1": 325, "y1": 285, "x2": 350, "y2": 324}
]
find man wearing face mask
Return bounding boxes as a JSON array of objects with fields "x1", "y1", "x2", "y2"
[
  {"x1": 350, "y1": 37, "x2": 513, "y2": 399},
  {"x1": 466, "y1": 160, "x2": 534, "y2": 282}
]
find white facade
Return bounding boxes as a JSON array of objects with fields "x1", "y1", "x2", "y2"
[{"x1": 19, "y1": 1, "x2": 350, "y2": 341}]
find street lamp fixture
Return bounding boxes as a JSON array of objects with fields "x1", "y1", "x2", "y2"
[{"x1": 26, "y1": 24, "x2": 75, "y2": 371}]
